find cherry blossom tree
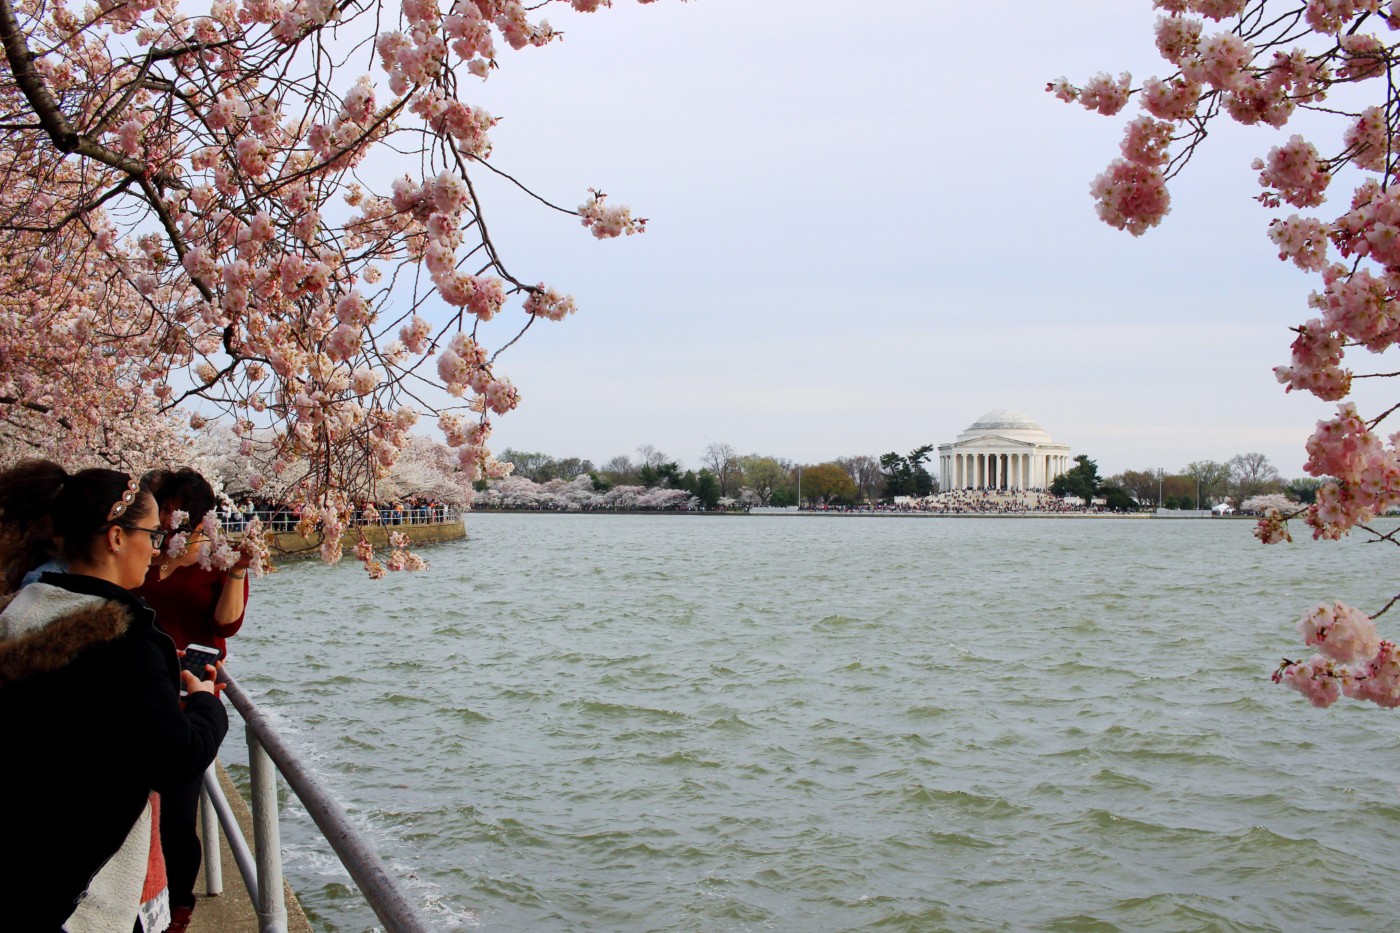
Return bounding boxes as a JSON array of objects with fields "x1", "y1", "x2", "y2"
[
  {"x1": 1053, "y1": 0, "x2": 1400, "y2": 707},
  {"x1": 472, "y1": 473, "x2": 696, "y2": 511},
  {"x1": 376, "y1": 434, "x2": 471, "y2": 507},
  {"x1": 1241, "y1": 491, "x2": 1297, "y2": 512},
  {"x1": 0, "y1": 0, "x2": 662, "y2": 569}
]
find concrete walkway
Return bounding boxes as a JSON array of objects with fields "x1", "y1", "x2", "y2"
[{"x1": 189, "y1": 762, "x2": 315, "y2": 933}]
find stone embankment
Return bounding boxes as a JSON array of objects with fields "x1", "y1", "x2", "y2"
[{"x1": 247, "y1": 519, "x2": 466, "y2": 561}]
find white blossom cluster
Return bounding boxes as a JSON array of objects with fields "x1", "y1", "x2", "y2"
[{"x1": 473, "y1": 475, "x2": 699, "y2": 511}]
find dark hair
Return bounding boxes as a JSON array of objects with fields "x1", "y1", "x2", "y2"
[
  {"x1": 142, "y1": 467, "x2": 216, "y2": 531},
  {"x1": 0, "y1": 459, "x2": 154, "y2": 589}
]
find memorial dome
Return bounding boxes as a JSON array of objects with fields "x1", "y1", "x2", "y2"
[
  {"x1": 957, "y1": 409, "x2": 1051, "y2": 444},
  {"x1": 968, "y1": 409, "x2": 1043, "y2": 432},
  {"x1": 938, "y1": 407, "x2": 1072, "y2": 492}
]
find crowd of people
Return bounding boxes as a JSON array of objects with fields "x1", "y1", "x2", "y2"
[
  {"x1": 219, "y1": 495, "x2": 455, "y2": 532},
  {"x1": 799, "y1": 488, "x2": 1096, "y2": 513},
  {"x1": 351, "y1": 497, "x2": 454, "y2": 526},
  {"x1": 798, "y1": 501, "x2": 930, "y2": 513},
  {"x1": 915, "y1": 488, "x2": 1081, "y2": 513},
  {"x1": 0, "y1": 461, "x2": 252, "y2": 932}
]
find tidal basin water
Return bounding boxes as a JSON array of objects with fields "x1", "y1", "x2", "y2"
[{"x1": 228, "y1": 513, "x2": 1400, "y2": 932}]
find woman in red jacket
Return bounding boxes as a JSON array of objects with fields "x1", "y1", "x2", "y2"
[{"x1": 136, "y1": 467, "x2": 251, "y2": 932}]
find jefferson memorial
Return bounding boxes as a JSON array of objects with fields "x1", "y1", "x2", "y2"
[{"x1": 937, "y1": 409, "x2": 1072, "y2": 491}]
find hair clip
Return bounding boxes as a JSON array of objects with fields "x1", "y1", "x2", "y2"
[{"x1": 106, "y1": 476, "x2": 141, "y2": 522}]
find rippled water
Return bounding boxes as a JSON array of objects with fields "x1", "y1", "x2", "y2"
[{"x1": 226, "y1": 514, "x2": 1400, "y2": 932}]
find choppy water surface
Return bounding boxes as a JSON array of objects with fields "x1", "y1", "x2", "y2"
[{"x1": 229, "y1": 514, "x2": 1400, "y2": 931}]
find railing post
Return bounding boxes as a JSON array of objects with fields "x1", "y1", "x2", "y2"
[
  {"x1": 199, "y1": 765, "x2": 223, "y2": 896},
  {"x1": 248, "y1": 727, "x2": 289, "y2": 933},
  {"x1": 224, "y1": 675, "x2": 435, "y2": 932}
]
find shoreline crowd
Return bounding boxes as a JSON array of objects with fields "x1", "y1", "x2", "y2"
[
  {"x1": 800, "y1": 488, "x2": 1101, "y2": 514},
  {"x1": 220, "y1": 496, "x2": 455, "y2": 533}
]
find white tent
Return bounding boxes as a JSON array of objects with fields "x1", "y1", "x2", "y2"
[{"x1": 1212, "y1": 502, "x2": 1235, "y2": 515}]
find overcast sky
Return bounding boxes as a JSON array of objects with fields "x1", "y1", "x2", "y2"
[{"x1": 443, "y1": 0, "x2": 1390, "y2": 479}]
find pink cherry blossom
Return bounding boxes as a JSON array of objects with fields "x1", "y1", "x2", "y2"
[
  {"x1": 1090, "y1": 159, "x2": 1171, "y2": 235},
  {"x1": 1153, "y1": 15, "x2": 1201, "y2": 64},
  {"x1": 1077, "y1": 72, "x2": 1133, "y2": 116},
  {"x1": 1120, "y1": 116, "x2": 1175, "y2": 167},
  {"x1": 1345, "y1": 641, "x2": 1400, "y2": 707},
  {"x1": 1139, "y1": 76, "x2": 1202, "y2": 121},
  {"x1": 1277, "y1": 655, "x2": 1344, "y2": 707},
  {"x1": 1194, "y1": 0, "x2": 1248, "y2": 19},
  {"x1": 1297, "y1": 601, "x2": 1381, "y2": 663},
  {"x1": 524, "y1": 285, "x2": 577, "y2": 321},
  {"x1": 1268, "y1": 215, "x2": 1331, "y2": 271},
  {"x1": 1253, "y1": 135, "x2": 1331, "y2": 208}
]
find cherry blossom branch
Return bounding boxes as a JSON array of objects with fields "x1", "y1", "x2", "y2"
[{"x1": 1371, "y1": 591, "x2": 1400, "y2": 620}]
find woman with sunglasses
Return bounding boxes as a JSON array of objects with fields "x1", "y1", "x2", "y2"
[
  {"x1": 136, "y1": 466, "x2": 251, "y2": 933},
  {"x1": 0, "y1": 459, "x2": 228, "y2": 932}
]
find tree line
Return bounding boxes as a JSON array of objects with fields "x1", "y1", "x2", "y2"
[
  {"x1": 494, "y1": 443, "x2": 940, "y2": 509},
  {"x1": 1103, "y1": 453, "x2": 1321, "y2": 510},
  {"x1": 1052, "y1": 452, "x2": 1322, "y2": 511},
  {"x1": 496, "y1": 444, "x2": 1320, "y2": 512}
]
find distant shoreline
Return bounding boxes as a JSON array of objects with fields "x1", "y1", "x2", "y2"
[{"x1": 466, "y1": 509, "x2": 1242, "y2": 520}]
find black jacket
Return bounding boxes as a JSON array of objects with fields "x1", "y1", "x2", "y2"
[{"x1": 0, "y1": 573, "x2": 229, "y2": 931}]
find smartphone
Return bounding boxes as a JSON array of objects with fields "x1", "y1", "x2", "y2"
[{"x1": 180, "y1": 643, "x2": 221, "y2": 681}]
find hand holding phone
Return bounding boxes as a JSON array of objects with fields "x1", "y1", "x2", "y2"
[{"x1": 179, "y1": 643, "x2": 221, "y2": 682}]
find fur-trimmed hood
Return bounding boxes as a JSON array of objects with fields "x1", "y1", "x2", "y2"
[{"x1": 0, "y1": 582, "x2": 132, "y2": 688}]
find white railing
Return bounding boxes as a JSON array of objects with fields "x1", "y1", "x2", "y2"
[
  {"x1": 219, "y1": 506, "x2": 457, "y2": 534},
  {"x1": 199, "y1": 672, "x2": 434, "y2": 933}
]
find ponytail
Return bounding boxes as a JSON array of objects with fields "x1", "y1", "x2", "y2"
[{"x1": 0, "y1": 460, "x2": 154, "y2": 589}]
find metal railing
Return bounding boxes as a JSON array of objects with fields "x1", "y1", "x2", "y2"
[
  {"x1": 219, "y1": 507, "x2": 458, "y2": 534},
  {"x1": 199, "y1": 672, "x2": 434, "y2": 933}
]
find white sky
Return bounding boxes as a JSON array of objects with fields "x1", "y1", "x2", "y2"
[{"x1": 437, "y1": 0, "x2": 1396, "y2": 478}]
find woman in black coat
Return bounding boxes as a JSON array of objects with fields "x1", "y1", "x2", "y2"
[{"x1": 0, "y1": 461, "x2": 228, "y2": 933}]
